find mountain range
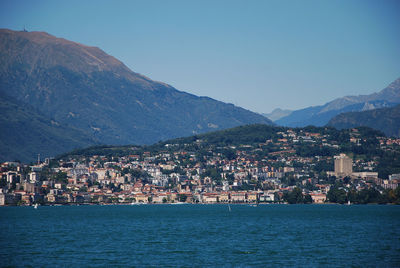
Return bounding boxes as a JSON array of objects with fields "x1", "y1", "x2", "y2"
[
  {"x1": 0, "y1": 29, "x2": 272, "y2": 162},
  {"x1": 1, "y1": 28, "x2": 398, "y2": 162},
  {"x1": 273, "y1": 78, "x2": 400, "y2": 127}
]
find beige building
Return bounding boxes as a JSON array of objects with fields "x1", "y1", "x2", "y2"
[
  {"x1": 247, "y1": 192, "x2": 258, "y2": 203},
  {"x1": 0, "y1": 193, "x2": 5, "y2": 205},
  {"x1": 46, "y1": 193, "x2": 56, "y2": 203},
  {"x1": 219, "y1": 192, "x2": 230, "y2": 203},
  {"x1": 231, "y1": 192, "x2": 246, "y2": 202},
  {"x1": 134, "y1": 193, "x2": 149, "y2": 203},
  {"x1": 310, "y1": 193, "x2": 326, "y2": 204},
  {"x1": 334, "y1": 154, "x2": 352, "y2": 177},
  {"x1": 152, "y1": 193, "x2": 168, "y2": 203},
  {"x1": 202, "y1": 193, "x2": 218, "y2": 203},
  {"x1": 352, "y1": 172, "x2": 378, "y2": 179}
]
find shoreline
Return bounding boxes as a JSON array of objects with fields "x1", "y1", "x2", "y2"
[{"x1": 1, "y1": 202, "x2": 397, "y2": 207}]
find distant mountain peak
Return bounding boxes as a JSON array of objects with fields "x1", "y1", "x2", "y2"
[
  {"x1": 380, "y1": 77, "x2": 400, "y2": 96},
  {"x1": 0, "y1": 28, "x2": 154, "y2": 85},
  {"x1": 276, "y1": 77, "x2": 400, "y2": 127}
]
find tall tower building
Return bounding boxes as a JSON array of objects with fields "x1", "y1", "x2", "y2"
[{"x1": 334, "y1": 154, "x2": 353, "y2": 177}]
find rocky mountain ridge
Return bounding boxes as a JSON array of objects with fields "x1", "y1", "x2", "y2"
[
  {"x1": 0, "y1": 29, "x2": 273, "y2": 162},
  {"x1": 328, "y1": 104, "x2": 400, "y2": 137}
]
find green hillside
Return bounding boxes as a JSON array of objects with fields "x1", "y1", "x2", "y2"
[{"x1": 0, "y1": 93, "x2": 96, "y2": 163}]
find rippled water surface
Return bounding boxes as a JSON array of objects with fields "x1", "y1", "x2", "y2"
[{"x1": 1, "y1": 204, "x2": 400, "y2": 267}]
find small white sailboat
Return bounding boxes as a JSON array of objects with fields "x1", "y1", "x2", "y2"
[{"x1": 33, "y1": 204, "x2": 38, "y2": 209}]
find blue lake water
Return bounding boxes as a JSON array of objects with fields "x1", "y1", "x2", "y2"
[{"x1": 1, "y1": 204, "x2": 399, "y2": 267}]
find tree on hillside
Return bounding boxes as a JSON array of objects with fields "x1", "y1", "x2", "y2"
[
  {"x1": 327, "y1": 186, "x2": 347, "y2": 204},
  {"x1": 284, "y1": 187, "x2": 304, "y2": 204}
]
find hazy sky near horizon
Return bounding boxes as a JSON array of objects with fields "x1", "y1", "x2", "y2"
[{"x1": 1, "y1": 0, "x2": 399, "y2": 113}]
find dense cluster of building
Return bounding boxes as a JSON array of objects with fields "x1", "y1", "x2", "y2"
[{"x1": 1, "y1": 128, "x2": 399, "y2": 206}]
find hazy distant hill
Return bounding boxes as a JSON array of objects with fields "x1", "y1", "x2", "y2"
[
  {"x1": 0, "y1": 93, "x2": 96, "y2": 162},
  {"x1": 263, "y1": 108, "x2": 292, "y2": 121},
  {"x1": 0, "y1": 29, "x2": 272, "y2": 161},
  {"x1": 275, "y1": 78, "x2": 400, "y2": 127},
  {"x1": 327, "y1": 104, "x2": 400, "y2": 137}
]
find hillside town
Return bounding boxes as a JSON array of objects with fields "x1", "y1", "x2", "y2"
[{"x1": 1, "y1": 126, "x2": 400, "y2": 206}]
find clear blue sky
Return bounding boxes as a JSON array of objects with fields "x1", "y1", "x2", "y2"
[{"x1": 1, "y1": 0, "x2": 399, "y2": 113}]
